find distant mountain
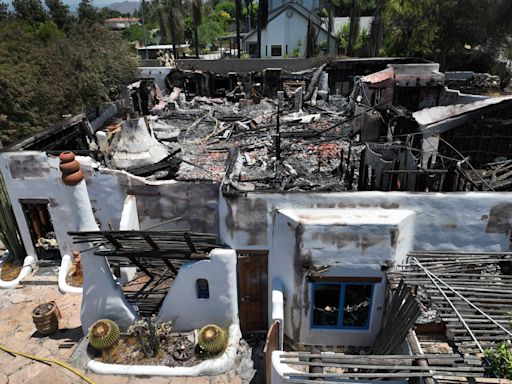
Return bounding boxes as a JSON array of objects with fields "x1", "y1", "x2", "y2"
[{"x1": 106, "y1": 1, "x2": 140, "y2": 15}]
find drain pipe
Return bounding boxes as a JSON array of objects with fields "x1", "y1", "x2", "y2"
[{"x1": 59, "y1": 152, "x2": 139, "y2": 333}]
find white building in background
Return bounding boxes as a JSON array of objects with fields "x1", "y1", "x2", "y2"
[
  {"x1": 242, "y1": 0, "x2": 337, "y2": 58},
  {"x1": 104, "y1": 17, "x2": 141, "y2": 30},
  {"x1": 329, "y1": 16, "x2": 374, "y2": 35}
]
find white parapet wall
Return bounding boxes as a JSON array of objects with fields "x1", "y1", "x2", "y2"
[
  {"x1": 219, "y1": 191, "x2": 512, "y2": 252},
  {"x1": 0, "y1": 254, "x2": 36, "y2": 289},
  {"x1": 58, "y1": 254, "x2": 82, "y2": 294},
  {"x1": 157, "y1": 248, "x2": 239, "y2": 331},
  {"x1": 88, "y1": 323, "x2": 242, "y2": 376}
]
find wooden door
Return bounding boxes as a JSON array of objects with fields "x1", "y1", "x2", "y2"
[{"x1": 237, "y1": 251, "x2": 268, "y2": 332}]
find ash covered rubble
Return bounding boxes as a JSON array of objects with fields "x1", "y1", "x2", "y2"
[
  {"x1": 100, "y1": 65, "x2": 365, "y2": 192},
  {"x1": 95, "y1": 62, "x2": 512, "y2": 193}
]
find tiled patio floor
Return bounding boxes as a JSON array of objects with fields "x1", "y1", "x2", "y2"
[{"x1": 0, "y1": 269, "x2": 244, "y2": 384}]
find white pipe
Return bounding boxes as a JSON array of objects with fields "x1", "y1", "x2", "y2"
[
  {"x1": 58, "y1": 254, "x2": 82, "y2": 294},
  {"x1": 118, "y1": 195, "x2": 139, "y2": 285},
  {"x1": 271, "y1": 277, "x2": 285, "y2": 350},
  {"x1": 0, "y1": 254, "x2": 36, "y2": 289},
  {"x1": 412, "y1": 257, "x2": 512, "y2": 338},
  {"x1": 412, "y1": 257, "x2": 484, "y2": 353},
  {"x1": 87, "y1": 323, "x2": 242, "y2": 376}
]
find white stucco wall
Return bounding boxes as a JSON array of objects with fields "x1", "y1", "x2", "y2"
[
  {"x1": 219, "y1": 191, "x2": 512, "y2": 252},
  {"x1": 139, "y1": 67, "x2": 173, "y2": 90},
  {"x1": 244, "y1": 10, "x2": 336, "y2": 57},
  {"x1": 268, "y1": 208, "x2": 414, "y2": 346},
  {"x1": 157, "y1": 248, "x2": 239, "y2": 331},
  {"x1": 0, "y1": 152, "x2": 219, "y2": 261}
]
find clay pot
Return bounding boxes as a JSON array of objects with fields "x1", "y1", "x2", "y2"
[
  {"x1": 59, "y1": 152, "x2": 75, "y2": 163},
  {"x1": 59, "y1": 160, "x2": 80, "y2": 175},
  {"x1": 62, "y1": 169, "x2": 84, "y2": 186},
  {"x1": 32, "y1": 301, "x2": 59, "y2": 335}
]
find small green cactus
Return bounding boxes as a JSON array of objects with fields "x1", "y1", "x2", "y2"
[
  {"x1": 88, "y1": 319, "x2": 120, "y2": 351},
  {"x1": 198, "y1": 324, "x2": 227, "y2": 354}
]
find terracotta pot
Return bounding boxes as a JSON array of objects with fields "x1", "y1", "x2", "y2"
[
  {"x1": 62, "y1": 169, "x2": 84, "y2": 186},
  {"x1": 59, "y1": 152, "x2": 75, "y2": 163},
  {"x1": 59, "y1": 160, "x2": 80, "y2": 175},
  {"x1": 32, "y1": 301, "x2": 59, "y2": 335}
]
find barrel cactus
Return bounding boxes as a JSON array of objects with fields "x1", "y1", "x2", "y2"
[
  {"x1": 88, "y1": 319, "x2": 120, "y2": 351},
  {"x1": 198, "y1": 324, "x2": 228, "y2": 354}
]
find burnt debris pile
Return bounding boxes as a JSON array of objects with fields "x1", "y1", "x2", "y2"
[{"x1": 12, "y1": 59, "x2": 511, "y2": 192}]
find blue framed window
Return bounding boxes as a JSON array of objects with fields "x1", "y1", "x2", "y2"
[{"x1": 311, "y1": 282, "x2": 374, "y2": 330}]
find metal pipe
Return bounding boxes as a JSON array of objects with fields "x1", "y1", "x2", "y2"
[
  {"x1": 411, "y1": 257, "x2": 484, "y2": 354},
  {"x1": 412, "y1": 257, "x2": 512, "y2": 338}
]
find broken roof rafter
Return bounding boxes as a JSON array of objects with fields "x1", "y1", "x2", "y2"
[
  {"x1": 389, "y1": 251, "x2": 512, "y2": 355},
  {"x1": 68, "y1": 230, "x2": 222, "y2": 259}
]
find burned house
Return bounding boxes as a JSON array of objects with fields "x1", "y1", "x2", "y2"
[{"x1": 0, "y1": 58, "x2": 511, "y2": 383}]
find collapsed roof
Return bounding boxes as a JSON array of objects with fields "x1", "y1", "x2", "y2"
[{"x1": 4, "y1": 59, "x2": 511, "y2": 193}]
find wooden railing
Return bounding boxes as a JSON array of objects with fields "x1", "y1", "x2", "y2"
[{"x1": 263, "y1": 320, "x2": 280, "y2": 384}]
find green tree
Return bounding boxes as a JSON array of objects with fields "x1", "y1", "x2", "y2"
[
  {"x1": 382, "y1": 0, "x2": 512, "y2": 73},
  {"x1": 0, "y1": 2, "x2": 9, "y2": 21},
  {"x1": 45, "y1": 0, "x2": 73, "y2": 30},
  {"x1": 215, "y1": 0, "x2": 236, "y2": 18},
  {"x1": 0, "y1": 20, "x2": 139, "y2": 145},
  {"x1": 331, "y1": 0, "x2": 375, "y2": 16},
  {"x1": 122, "y1": 22, "x2": 157, "y2": 43},
  {"x1": 337, "y1": 23, "x2": 368, "y2": 56},
  {"x1": 192, "y1": 0, "x2": 202, "y2": 57},
  {"x1": 36, "y1": 19, "x2": 64, "y2": 41},
  {"x1": 78, "y1": 0, "x2": 99, "y2": 24},
  {"x1": 157, "y1": 0, "x2": 184, "y2": 58},
  {"x1": 12, "y1": 0, "x2": 47, "y2": 24},
  {"x1": 98, "y1": 7, "x2": 127, "y2": 20},
  {"x1": 198, "y1": 19, "x2": 223, "y2": 47}
]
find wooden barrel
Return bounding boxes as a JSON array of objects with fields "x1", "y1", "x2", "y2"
[{"x1": 32, "y1": 301, "x2": 59, "y2": 335}]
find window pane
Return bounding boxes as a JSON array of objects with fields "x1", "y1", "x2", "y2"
[
  {"x1": 313, "y1": 284, "x2": 340, "y2": 326},
  {"x1": 196, "y1": 279, "x2": 209, "y2": 299},
  {"x1": 343, "y1": 284, "x2": 372, "y2": 327},
  {"x1": 271, "y1": 45, "x2": 282, "y2": 56}
]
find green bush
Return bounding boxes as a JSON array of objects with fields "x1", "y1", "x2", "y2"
[{"x1": 486, "y1": 342, "x2": 512, "y2": 379}]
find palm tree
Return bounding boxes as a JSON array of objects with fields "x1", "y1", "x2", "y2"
[
  {"x1": 326, "y1": 0, "x2": 334, "y2": 55},
  {"x1": 256, "y1": 0, "x2": 268, "y2": 58},
  {"x1": 235, "y1": 0, "x2": 242, "y2": 57},
  {"x1": 346, "y1": 0, "x2": 361, "y2": 56},
  {"x1": 368, "y1": 0, "x2": 386, "y2": 56},
  {"x1": 157, "y1": 0, "x2": 183, "y2": 59},
  {"x1": 245, "y1": 0, "x2": 253, "y2": 30},
  {"x1": 305, "y1": 17, "x2": 316, "y2": 57},
  {"x1": 192, "y1": 0, "x2": 202, "y2": 58}
]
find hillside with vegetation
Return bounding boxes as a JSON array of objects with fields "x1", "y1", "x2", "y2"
[
  {"x1": 0, "y1": 0, "x2": 139, "y2": 146},
  {"x1": 0, "y1": 0, "x2": 511, "y2": 145}
]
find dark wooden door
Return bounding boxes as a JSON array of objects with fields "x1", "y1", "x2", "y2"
[{"x1": 237, "y1": 251, "x2": 268, "y2": 332}]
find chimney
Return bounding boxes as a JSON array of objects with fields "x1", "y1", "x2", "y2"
[{"x1": 59, "y1": 152, "x2": 139, "y2": 333}]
